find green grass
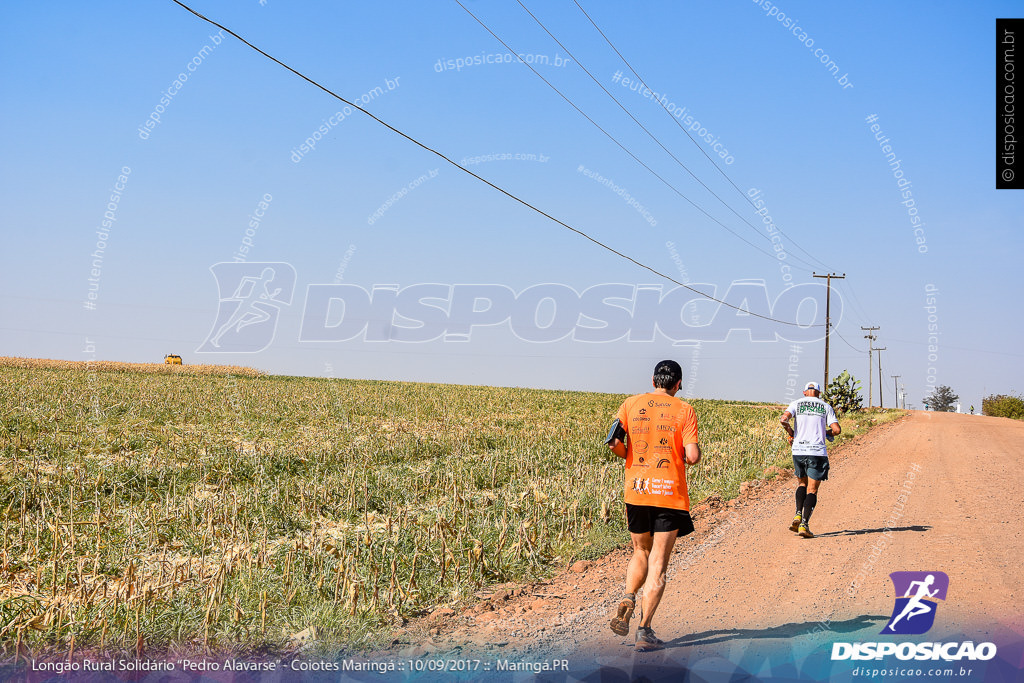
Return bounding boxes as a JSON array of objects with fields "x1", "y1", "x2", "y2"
[{"x1": 0, "y1": 367, "x2": 902, "y2": 657}]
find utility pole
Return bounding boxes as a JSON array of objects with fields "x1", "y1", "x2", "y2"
[
  {"x1": 814, "y1": 272, "x2": 845, "y2": 391},
  {"x1": 891, "y1": 375, "x2": 901, "y2": 411},
  {"x1": 900, "y1": 384, "x2": 906, "y2": 409},
  {"x1": 862, "y1": 326, "x2": 879, "y2": 408},
  {"x1": 875, "y1": 347, "x2": 887, "y2": 408}
]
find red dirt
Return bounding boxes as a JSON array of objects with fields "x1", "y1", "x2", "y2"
[{"x1": 390, "y1": 411, "x2": 1024, "y2": 664}]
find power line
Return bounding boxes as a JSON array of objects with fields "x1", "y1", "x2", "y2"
[
  {"x1": 832, "y1": 279, "x2": 872, "y2": 329},
  {"x1": 167, "y1": 0, "x2": 821, "y2": 328},
  {"x1": 450, "y1": 0, "x2": 802, "y2": 268},
  {"x1": 512, "y1": 0, "x2": 821, "y2": 273},
  {"x1": 834, "y1": 330, "x2": 864, "y2": 353},
  {"x1": 570, "y1": 0, "x2": 833, "y2": 273}
]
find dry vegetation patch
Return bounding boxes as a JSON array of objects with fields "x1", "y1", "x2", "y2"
[{"x1": 0, "y1": 364, "x2": 901, "y2": 657}]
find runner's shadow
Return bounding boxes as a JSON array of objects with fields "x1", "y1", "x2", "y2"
[
  {"x1": 814, "y1": 525, "x2": 930, "y2": 538},
  {"x1": 666, "y1": 614, "x2": 890, "y2": 649}
]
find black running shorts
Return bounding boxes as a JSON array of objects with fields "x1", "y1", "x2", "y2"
[
  {"x1": 626, "y1": 504, "x2": 694, "y2": 536},
  {"x1": 793, "y1": 455, "x2": 830, "y2": 481}
]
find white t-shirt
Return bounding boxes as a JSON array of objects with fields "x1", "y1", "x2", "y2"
[{"x1": 785, "y1": 396, "x2": 838, "y2": 457}]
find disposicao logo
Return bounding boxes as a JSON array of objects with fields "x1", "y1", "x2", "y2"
[
  {"x1": 883, "y1": 571, "x2": 949, "y2": 635},
  {"x1": 197, "y1": 263, "x2": 296, "y2": 353},
  {"x1": 832, "y1": 570, "x2": 997, "y2": 663}
]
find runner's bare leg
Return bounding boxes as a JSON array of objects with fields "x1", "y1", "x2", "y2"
[
  {"x1": 639, "y1": 530, "x2": 679, "y2": 627},
  {"x1": 626, "y1": 532, "x2": 653, "y2": 596}
]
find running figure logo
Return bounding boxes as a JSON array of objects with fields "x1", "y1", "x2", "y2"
[
  {"x1": 197, "y1": 262, "x2": 296, "y2": 353},
  {"x1": 882, "y1": 571, "x2": 949, "y2": 634}
]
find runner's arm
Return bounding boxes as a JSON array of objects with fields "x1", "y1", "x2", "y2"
[
  {"x1": 684, "y1": 442, "x2": 700, "y2": 465},
  {"x1": 825, "y1": 404, "x2": 840, "y2": 436},
  {"x1": 780, "y1": 411, "x2": 795, "y2": 440},
  {"x1": 606, "y1": 416, "x2": 627, "y2": 458}
]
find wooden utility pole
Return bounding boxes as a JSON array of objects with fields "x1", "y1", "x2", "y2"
[
  {"x1": 813, "y1": 273, "x2": 845, "y2": 391},
  {"x1": 891, "y1": 375, "x2": 901, "y2": 410},
  {"x1": 861, "y1": 326, "x2": 879, "y2": 408},
  {"x1": 875, "y1": 347, "x2": 887, "y2": 408}
]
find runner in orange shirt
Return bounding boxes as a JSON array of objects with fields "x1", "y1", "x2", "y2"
[{"x1": 605, "y1": 360, "x2": 701, "y2": 651}]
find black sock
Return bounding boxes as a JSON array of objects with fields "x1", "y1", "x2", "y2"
[
  {"x1": 802, "y1": 493, "x2": 817, "y2": 524},
  {"x1": 795, "y1": 486, "x2": 806, "y2": 514}
]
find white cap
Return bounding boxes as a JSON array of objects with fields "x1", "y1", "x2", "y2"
[{"x1": 804, "y1": 381, "x2": 821, "y2": 392}]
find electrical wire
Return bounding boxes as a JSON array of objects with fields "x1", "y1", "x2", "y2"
[
  {"x1": 834, "y1": 330, "x2": 865, "y2": 353},
  {"x1": 512, "y1": 0, "x2": 821, "y2": 273},
  {"x1": 167, "y1": 0, "x2": 822, "y2": 327},
  {"x1": 571, "y1": 0, "x2": 834, "y2": 273},
  {"x1": 450, "y1": 0, "x2": 801, "y2": 268},
  {"x1": 832, "y1": 279, "x2": 872, "y2": 328}
]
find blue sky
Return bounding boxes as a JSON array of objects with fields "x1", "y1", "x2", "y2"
[{"x1": 1, "y1": 1, "x2": 1021, "y2": 407}]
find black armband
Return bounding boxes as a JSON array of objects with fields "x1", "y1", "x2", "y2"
[{"x1": 605, "y1": 419, "x2": 626, "y2": 445}]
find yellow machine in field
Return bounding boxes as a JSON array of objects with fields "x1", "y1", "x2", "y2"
[{"x1": 164, "y1": 354, "x2": 182, "y2": 365}]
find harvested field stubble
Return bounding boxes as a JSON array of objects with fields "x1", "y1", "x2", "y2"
[
  {"x1": 0, "y1": 357, "x2": 263, "y2": 377},
  {"x1": 0, "y1": 364, "x2": 902, "y2": 657}
]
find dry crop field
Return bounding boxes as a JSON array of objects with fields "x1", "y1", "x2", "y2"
[
  {"x1": 0, "y1": 363, "x2": 901, "y2": 658},
  {"x1": 0, "y1": 357, "x2": 263, "y2": 378}
]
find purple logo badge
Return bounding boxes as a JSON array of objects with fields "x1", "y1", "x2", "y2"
[{"x1": 882, "y1": 571, "x2": 949, "y2": 635}]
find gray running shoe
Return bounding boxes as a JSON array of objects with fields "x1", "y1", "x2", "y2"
[{"x1": 634, "y1": 626, "x2": 664, "y2": 652}]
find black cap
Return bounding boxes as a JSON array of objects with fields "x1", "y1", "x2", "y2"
[{"x1": 653, "y1": 359, "x2": 682, "y2": 384}]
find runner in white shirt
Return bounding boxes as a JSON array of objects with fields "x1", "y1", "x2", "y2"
[{"x1": 780, "y1": 381, "x2": 840, "y2": 538}]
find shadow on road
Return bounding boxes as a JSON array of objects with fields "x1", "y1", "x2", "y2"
[
  {"x1": 814, "y1": 525, "x2": 931, "y2": 538},
  {"x1": 668, "y1": 614, "x2": 891, "y2": 649}
]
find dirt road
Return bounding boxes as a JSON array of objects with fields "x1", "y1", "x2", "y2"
[{"x1": 415, "y1": 411, "x2": 1024, "y2": 678}]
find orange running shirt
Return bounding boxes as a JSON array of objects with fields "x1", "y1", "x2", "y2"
[{"x1": 616, "y1": 392, "x2": 699, "y2": 511}]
